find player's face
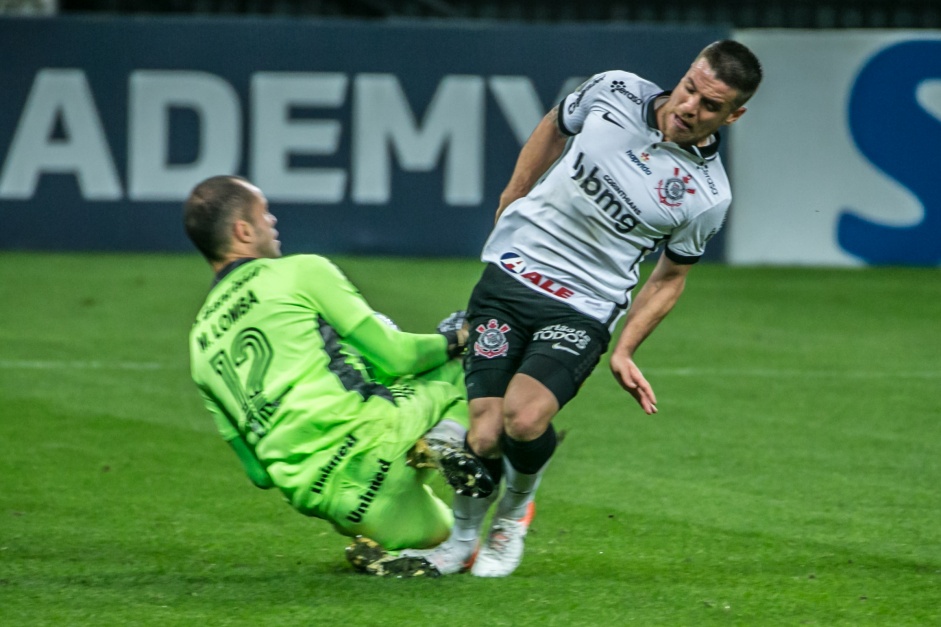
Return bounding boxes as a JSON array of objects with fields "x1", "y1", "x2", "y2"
[
  {"x1": 244, "y1": 183, "x2": 281, "y2": 259},
  {"x1": 658, "y1": 58, "x2": 746, "y2": 147}
]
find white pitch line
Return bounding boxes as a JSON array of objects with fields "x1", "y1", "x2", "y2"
[
  {"x1": 0, "y1": 359, "x2": 165, "y2": 371},
  {"x1": 646, "y1": 367, "x2": 941, "y2": 379}
]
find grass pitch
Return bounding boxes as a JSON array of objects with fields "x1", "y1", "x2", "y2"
[{"x1": 2, "y1": 253, "x2": 939, "y2": 626}]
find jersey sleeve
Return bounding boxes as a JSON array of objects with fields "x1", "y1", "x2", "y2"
[
  {"x1": 197, "y1": 387, "x2": 274, "y2": 489},
  {"x1": 296, "y1": 256, "x2": 449, "y2": 375},
  {"x1": 664, "y1": 201, "x2": 731, "y2": 263},
  {"x1": 557, "y1": 72, "x2": 610, "y2": 136},
  {"x1": 197, "y1": 385, "x2": 239, "y2": 441},
  {"x1": 345, "y1": 314, "x2": 449, "y2": 376},
  {"x1": 297, "y1": 256, "x2": 378, "y2": 337}
]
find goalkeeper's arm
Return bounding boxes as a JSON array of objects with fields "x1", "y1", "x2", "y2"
[
  {"x1": 198, "y1": 388, "x2": 274, "y2": 489},
  {"x1": 226, "y1": 434, "x2": 275, "y2": 489},
  {"x1": 344, "y1": 310, "x2": 468, "y2": 377}
]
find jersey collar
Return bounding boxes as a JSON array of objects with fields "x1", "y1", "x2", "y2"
[
  {"x1": 213, "y1": 257, "x2": 258, "y2": 287},
  {"x1": 644, "y1": 91, "x2": 722, "y2": 163}
]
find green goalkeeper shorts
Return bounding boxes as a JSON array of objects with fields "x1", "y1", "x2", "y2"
[{"x1": 298, "y1": 361, "x2": 468, "y2": 550}]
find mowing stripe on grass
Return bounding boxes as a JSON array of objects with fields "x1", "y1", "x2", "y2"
[
  {"x1": 0, "y1": 359, "x2": 165, "y2": 371},
  {"x1": 647, "y1": 367, "x2": 941, "y2": 379},
  {"x1": 2, "y1": 359, "x2": 939, "y2": 380}
]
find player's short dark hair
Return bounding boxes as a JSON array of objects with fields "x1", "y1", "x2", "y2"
[
  {"x1": 183, "y1": 175, "x2": 254, "y2": 262},
  {"x1": 698, "y1": 40, "x2": 763, "y2": 107}
]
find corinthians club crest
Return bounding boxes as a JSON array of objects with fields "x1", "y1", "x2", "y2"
[
  {"x1": 656, "y1": 167, "x2": 696, "y2": 208},
  {"x1": 474, "y1": 319, "x2": 511, "y2": 359}
]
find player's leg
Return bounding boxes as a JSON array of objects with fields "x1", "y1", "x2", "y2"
[
  {"x1": 336, "y1": 455, "x2": 454, "y2": 551},
  {"x1": 416, "y1": 354, "x2": 522, "y2": 574},
  {"x1": 495, "y1": 372, "x2": 559, "y2": 516},
  {"x1": 355, "y1": 388, "x2": 547, "y2": 580},
  {"x1": 402, "y1": 264, "x2": 528, "y2": 559},
  {"x1": 473, "y1": 314, "x2": 610, "y2": 577},
  {"x1": 408, "y1": 360, "x2": 488, "y2": 493},
  {"x1": 359, "y1": 266, "x2": 532, "y2": 576},
  {"x1": 341, "y1": 379, "x2": 500, "y2": 576},
  {"x1": 470, "y1": 371, "x2": 557, "y2": 577},
  {"x1": 396, "y1": 396, "x2": 508, "y2": 575},
  {"x1": 321, "y1": 378, "x2": 476, "y2": 550},
  {"x1": 398, "y1": 373, "x2": 496, "y2": 497},
  {"x1": 363, "y1": 383, "x2": 509, "y2": 576},
  {"x1": 414, "y1": 356, "x2": 465, "y2": 393},
  {"x1": 407, "y1": 419, "x2": 495, "y2": 498}
]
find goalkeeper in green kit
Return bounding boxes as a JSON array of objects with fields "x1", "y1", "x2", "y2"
[{"x1": 184, "y1": 175, "x2": 493, "y2": 572}]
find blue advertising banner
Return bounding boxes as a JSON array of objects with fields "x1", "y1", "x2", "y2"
[
  {"x1": 0, "y1": 17, "x2": 726, "y2": 256},
  {"x1": 728, "y1": 30, "x2": 941, "y2": 267}
]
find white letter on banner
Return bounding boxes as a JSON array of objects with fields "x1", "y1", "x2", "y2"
[
  {"x1": 251, "y1": 73, "x2": 348, "y2": 203},
  {"x1": 128, "y1": 71, "x2": 240, "y2": 200},
  {"x1": 352, "y1": 74, "x2": 484, "y2": 205},
  {"x1": 489, "y1": 76, "x2": 585, "y2": 144},
  {"x1": 0, "y1": 69, "x2": 122, "y2": 200}
]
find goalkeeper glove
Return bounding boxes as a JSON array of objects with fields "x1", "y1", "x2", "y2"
[{"x1": 437, "y1": 310, "x2": 469, "y2": 359}]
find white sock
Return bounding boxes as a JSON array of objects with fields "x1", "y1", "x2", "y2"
[
  {"x1": 494, "y1": 458, "x2": 547, "y2": 521},
  {"x1": 451, "y1": 492, "x2": 498, "y2": 543},
  {"x1": 423, "y1": 419, "x2": 465, "y2": 445}
]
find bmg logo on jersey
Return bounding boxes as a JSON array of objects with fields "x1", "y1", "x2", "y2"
[
  {"x1": 571, "y1": 151, "x2": 641, "y2": 234},
  {"x1": 534, "y1": 324, "x2": 591, "y2": 356}
]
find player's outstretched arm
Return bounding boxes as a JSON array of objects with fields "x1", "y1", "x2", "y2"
[
  {"x1": 305, "y1": 257, "x2": 456, "y2": 376},
  {"x1": 345, "y1": 314, "x2": 452, "y2": 377},
  {"x1": 610, "y1": 254, "x2": 693, "y2": 414}
]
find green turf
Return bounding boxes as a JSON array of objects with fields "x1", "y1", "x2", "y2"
[{"x1": 1, "y1": 253, "x2": 939, "y2": 626}]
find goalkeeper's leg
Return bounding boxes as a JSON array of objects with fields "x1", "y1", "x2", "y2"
[
  {"x1": 348, "y1": 489, "x2": 498, "y2": 577},
  {"x1": 329, "y1": 377, "x2": 492, "y2": 552}
]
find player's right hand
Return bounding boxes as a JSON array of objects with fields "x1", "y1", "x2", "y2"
[{"x1": 610, "y1": 354, "x2": 658, "y2": 414}]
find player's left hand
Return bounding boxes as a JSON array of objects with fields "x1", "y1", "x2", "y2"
[
  {"x1": 437, "y1": 310, "x2": 469, "y2": 359},
  {"x1": 610, "y1": 354, "x2": 658, "y2": 414}
]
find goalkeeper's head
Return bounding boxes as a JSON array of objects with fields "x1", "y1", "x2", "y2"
[{"x1": 183, "y1": 175, "x2": 282, "y2": 271}]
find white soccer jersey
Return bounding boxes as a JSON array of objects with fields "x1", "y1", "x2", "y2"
[{"x1": 482, "y1": 70, "x2": 732, "y2": 328}]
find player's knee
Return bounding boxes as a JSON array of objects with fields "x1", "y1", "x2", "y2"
[
  {"x1": 502, "y1": 405, "x2": 552, "y2": 442},
  {"x1": 502, "y1": 377, "x2": 558, "y2": 441},
  {"x1": 468, "y1": 398, "x2": 504, "y2": 457},
  {"x1": 467, "y1": 428, "x2": 502, "y2": 458}
]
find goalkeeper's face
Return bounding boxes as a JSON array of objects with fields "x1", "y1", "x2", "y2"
[{"x1": 243, "y1": 183, "x2": 282, "y2": 259}]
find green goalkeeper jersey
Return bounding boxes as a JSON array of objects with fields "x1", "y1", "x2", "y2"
[{"x1": 188, "y1": 255, "x2": 450, "y2": 511}]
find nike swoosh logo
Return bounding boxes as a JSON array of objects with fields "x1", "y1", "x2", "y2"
[
  {"x1": 601, "y1": 111, "x2": 624, "y2": 128},
  {"x1": 551, "y1": 342, "x2": 580, "y2": 355}
]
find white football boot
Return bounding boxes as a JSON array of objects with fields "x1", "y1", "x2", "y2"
[
  {"x1": 471, "y1": 501, "x2": 536, "y2": 577},
  {"x1": 399, "y1": 533, "x2": 479, "y2": 575}
]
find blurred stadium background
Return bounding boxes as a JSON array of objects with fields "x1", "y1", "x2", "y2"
[
  {"x1": 4, "y1": 0, "x2": 940, "y2": 28},
  {"x1": 1, "y1": 0, "x2": 939, "y2": 265}
]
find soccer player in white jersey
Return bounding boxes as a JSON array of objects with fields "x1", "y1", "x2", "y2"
[{"x1": 364, "y1": 40, "x2": 763, "y2": 578}]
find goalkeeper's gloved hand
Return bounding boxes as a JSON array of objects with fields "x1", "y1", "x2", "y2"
[{"x1": 437, "y1": 310, "x2": 469, "y2": 359}]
